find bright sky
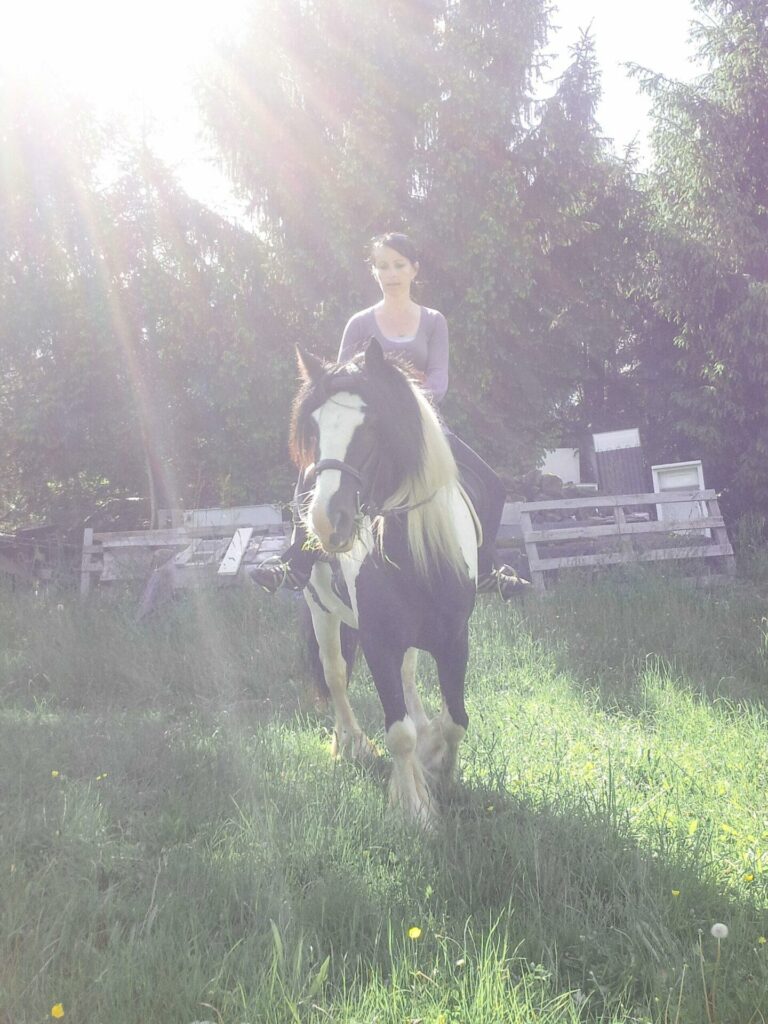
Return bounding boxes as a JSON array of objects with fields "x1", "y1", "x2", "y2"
[
  {"x1": 548, "y1": 0, "x2": 701, "y2": 157},
  {"x1": 1, "y1": 0, "x2": 702, "y2": 216}
]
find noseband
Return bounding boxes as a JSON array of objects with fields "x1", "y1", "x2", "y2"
[{"x1": 313, "y1": 459, "x2": 364, "y2": 484}]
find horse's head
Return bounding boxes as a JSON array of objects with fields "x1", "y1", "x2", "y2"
[{"x1": 290, "y1": 339, "x2": 426, "y2": 553}]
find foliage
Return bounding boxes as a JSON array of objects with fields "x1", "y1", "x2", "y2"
[
  {"x1": 0, "y1": 87, "x2": 297, "y2": 528},
  {"x1": 634, "y1": 0, "x2": 768, "y2": 519},
  {"x1": 10, "y1": 0, "x2": 768, "y2": 529},
  {"x1": 0, "y1": 88, "x2": 129, "y2": 524}
]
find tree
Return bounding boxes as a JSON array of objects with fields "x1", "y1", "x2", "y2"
[
  {"x1": 0, "y1": 85, "x2": 298, "y2": 528},
  {"x1": 635, "y1": 0, "x2": 768, "y2": 518},
  {"x1": 0, "y1": 86, "x2": 130, "y2": 525}
]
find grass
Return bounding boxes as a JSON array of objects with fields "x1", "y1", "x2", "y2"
[{"x1": 1, "y1": 569, "x2": 768, "y2": 1023}]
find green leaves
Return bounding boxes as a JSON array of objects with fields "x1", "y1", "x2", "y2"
[{"x1": 638, "y1": 0, "x2": 768, "y2": 517}]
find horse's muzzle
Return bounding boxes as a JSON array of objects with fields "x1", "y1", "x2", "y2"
[{"x1": 310, "y1": 502, "x2": 357, "y2": 554}]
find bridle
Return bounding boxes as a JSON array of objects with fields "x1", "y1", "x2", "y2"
[
  {"x1": 312, "y1": 457, "x2": 435, "y2": 519},
  {"x1": 313, "y1": 458, "x2": 364, "y2": 485},
  {"x1": 312, "y1": 458, "x2": 369, "y2": 519},
  {"x1": 308, "y1": 393, "x2": 437, "y2": 522}
]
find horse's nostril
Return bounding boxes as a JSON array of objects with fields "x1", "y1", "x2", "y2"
[{"x1": 333, "y1": 510, "x2": 351, "y2": 534}]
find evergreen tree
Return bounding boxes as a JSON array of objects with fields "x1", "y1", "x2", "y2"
[
  {"x1": 0, "y1": 87, "x2": 129, "y2": 524},
  {"x1": 637, "y1": 0, "x2": 768, "y2": 518},
  {"x1": 0, "y1": 87, "x2": 296, "y2": 527}
]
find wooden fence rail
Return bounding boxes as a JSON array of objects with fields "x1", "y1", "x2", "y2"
[
  {"x1": 518, "y1": 489, "x2": 735, "y2": 591},
  {"x1": 79, "y1": 492, "x2": 736, "y2": 598}
]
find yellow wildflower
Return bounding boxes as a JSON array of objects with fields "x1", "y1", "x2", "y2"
[
  {"x1": 51, "y1": 771, "x2": 59, "y2": 779},
  {"x1": 408, "y1": 926, "x2": 422, "y2": 940},
  {"x1": 671, "y1": 890, "x2": 680, "y2": 897},
  {"x1": 51, "y1": 1004, "x2": 64, "y2": 1019},
  {"x1": 758, "y1": 936, "x2": 767, "y2": 945}
]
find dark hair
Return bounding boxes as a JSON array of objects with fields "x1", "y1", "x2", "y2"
[{"x1": 367, "y1": 232, "x2": 420, "y2": 266}]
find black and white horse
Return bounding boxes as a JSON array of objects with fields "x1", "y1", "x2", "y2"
[{"x1": 291, "y1": 339, "x2": 478, "y2": 824}]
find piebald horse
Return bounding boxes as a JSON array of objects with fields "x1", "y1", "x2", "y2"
[{"x1": 291, "y1": 339, "x2": 477, "y2": 824}]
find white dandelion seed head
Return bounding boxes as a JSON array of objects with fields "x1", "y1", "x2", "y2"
[{"x1": 710, "y1": 923, "x2": 729, "y2": 939}]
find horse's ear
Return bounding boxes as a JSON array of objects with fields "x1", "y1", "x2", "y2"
[
  {"x1": 296, "y1": 346, "x2": 325, "y2": 383},
  {"x1": 364, "y1": 337, "x2": 385, "y2": 373}
]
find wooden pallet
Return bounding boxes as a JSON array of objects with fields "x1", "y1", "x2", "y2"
[
  {"x1": 519, "y1": 489, "x2": 735, "y2": 592},
  {"x1": 80, "y1": 512, "x2": 289, "y2": 596}
]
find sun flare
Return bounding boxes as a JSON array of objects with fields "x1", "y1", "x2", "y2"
[{"x1": 0, "y1": 0, "x2": 248, "y2": 113}]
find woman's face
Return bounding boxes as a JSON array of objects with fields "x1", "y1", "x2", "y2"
[{"x1": 370, "y1": 245, "x2": 419, "y2": 297}]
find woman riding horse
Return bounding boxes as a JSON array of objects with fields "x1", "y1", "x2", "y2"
[{"x1": 252, "y1": 231, "x2": 525, "y2": 599}]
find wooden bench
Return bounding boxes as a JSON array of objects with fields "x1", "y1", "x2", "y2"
[{"x1": 519, "y1": 489, "x2": 736, "y2": 592}]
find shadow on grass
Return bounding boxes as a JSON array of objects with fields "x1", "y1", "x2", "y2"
[{"x1": 429, "y1": 780, "x2": 768, "y2": 1023}]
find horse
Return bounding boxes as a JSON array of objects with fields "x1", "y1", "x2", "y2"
[{"x1": 290, "y1": 338, "x2": 478, "y2": 824}]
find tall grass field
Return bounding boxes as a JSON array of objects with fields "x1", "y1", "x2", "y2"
[{"x1": 2, "y1": 564, "x2": 768, "y2": 1023}]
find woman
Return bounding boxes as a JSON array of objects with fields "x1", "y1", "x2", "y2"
[{"x1": 252, "y1": 232, "x2": 524, "y2": 599}]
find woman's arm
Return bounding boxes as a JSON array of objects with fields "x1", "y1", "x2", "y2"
[
  {"x1": 424, "y1": 311, "x2": 449, "y2": 403},
  {"x1": 337, "y1": 312, "x2": 365, "y2": 363}
]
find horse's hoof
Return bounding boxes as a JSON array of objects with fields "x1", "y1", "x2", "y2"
[{"x1": 331, "y1": 731, "x2": 378, "y2": 762}]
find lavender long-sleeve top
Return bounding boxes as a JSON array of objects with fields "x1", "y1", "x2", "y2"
[{"x1": 337, "y1": 305, "x2": 449, "y2": 403}]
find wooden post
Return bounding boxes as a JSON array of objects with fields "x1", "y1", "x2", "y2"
[
  {"x1": 709, "y1": 497, "x2": 737, "y2": 577},
  {"x1": 80, "y1": 528, "x2": 95, "y2": 596},
  {"x1": 614, "y1": 505, "x2": 634, "y2": 557},
  {"x1": 519, "y1": 508, "x2": 546, "y2": 591}
]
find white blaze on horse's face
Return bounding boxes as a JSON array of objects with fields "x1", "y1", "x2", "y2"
[{"x1": 310, "y1": 392, "x2": 367, "y2": 553}]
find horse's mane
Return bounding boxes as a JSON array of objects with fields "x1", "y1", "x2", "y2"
[{"x1": 290, "y1": 349, "x2": 467, "y2": 582}]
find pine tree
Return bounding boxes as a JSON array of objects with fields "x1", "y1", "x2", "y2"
[{"x1": 637, "y1": 0, "x2": 768, "y2": 518}]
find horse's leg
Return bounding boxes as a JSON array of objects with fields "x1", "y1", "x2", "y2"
[
  {"x1": 362, "y1": 637, "x2": 434, "y2": 826},
  {"x1": 307, "y1": 602, "x2": 375, "y2": 761},
  {"x1": 424, "y1": 626, "x2": 470, "y2": 791},
  {"x1": 402, "y1": 648, "x2": 429, "y2": 732}
]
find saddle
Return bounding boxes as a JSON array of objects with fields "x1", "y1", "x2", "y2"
[{"x1": 453, "y1": 457, "x2": 485, "y2": 549}]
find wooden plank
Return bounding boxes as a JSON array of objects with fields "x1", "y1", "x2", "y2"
[
  {"x1": 520, "y1": 489, "x2": 716, "y2": 513},
  {"x1": 615, "y1": 505, "x2": 633, "y2": 556},
  {"x1": 91, "y1": 526, "x2": 251, "y2": 546},
  {"x1": 244, "y1": 534, "x2": 288, "y2": 561},
  {"x1": 182, "y1": 504, "x2": 283, "y2": 529},
  {"x1": 80, "y1": 528, "x2": 96, "y2": 596},
  {"x1": 519, "y1": 507, "x2": 546, "y2": 592},
  {"x1": 173, "y1": 543, "x2": 201, "y2": 566},
  {"x1": 525, "y1": 516, "x2": 727, "y2": 543},
  {"x1": 218, "y1": 528, "x2": 254, "y2": 576},
  {"x1": 708, "y1": 497, "x2": 737, "y2": 571},
  {"x1": 528, "y1": 543, "x2": 734, "y2": 572}
]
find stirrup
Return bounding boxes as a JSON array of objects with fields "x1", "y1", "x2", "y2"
[
  {"x1": 476, "y1": 564, "x2": 530, "y2": 601},
  {"x1": 249, "y1": 555, "x2": 311, "y2": 594}
]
